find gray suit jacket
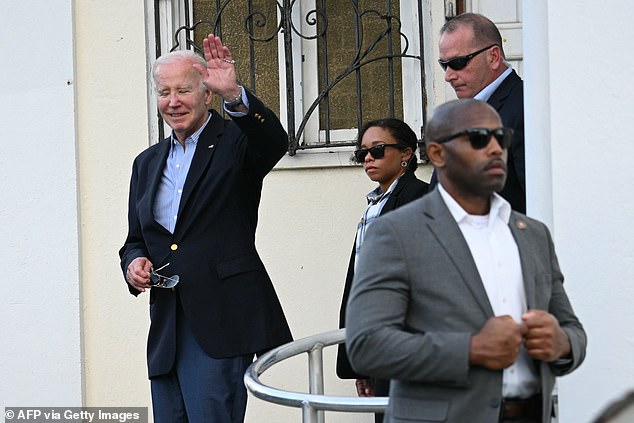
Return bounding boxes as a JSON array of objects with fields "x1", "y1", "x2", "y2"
[{"x1": 345, "y1": 189, "x2": 586, "y2": 423}]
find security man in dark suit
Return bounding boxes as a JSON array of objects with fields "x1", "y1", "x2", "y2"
[
  {"x1": 432, "y1": 12, "x2": 526, "y2": 213},
  {"x1": 119, "y1": 34, "x2": 292, "y2": 423}
]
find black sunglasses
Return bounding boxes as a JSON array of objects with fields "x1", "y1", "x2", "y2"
[
  {"x1": 353, "y1": 143, "x2": 406, "y2": 163},
  {"x1": 438, "y1": 44, "x2": 498, "y2": 71},
  {"x1": 436, "y1": 127, "x2": 514, "y2": 150}
]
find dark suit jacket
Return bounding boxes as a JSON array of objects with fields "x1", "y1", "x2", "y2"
[
  {"x1": 119, "y1": 91, "x2": 293, "y2": 378},
  {"x1": 490, "y1": 69, "x2": 525, "y2": 213},
  {"x1": 346, "y1": 189, "x2": 586, "y2": 423},
  {"x1": 430, "y1": 69, "x2": 526, "y2": 212},
  {"x1": 337, "y1": 171, "x2": 429, "y2": 380}
]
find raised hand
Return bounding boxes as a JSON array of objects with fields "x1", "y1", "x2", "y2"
[{"x1": 193, "y1": 34, "x2": 241, "y2": 101}]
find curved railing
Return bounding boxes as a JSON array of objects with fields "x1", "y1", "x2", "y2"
[{"x1": 244, "y1": 328, "x2": 388, "y2": 423}]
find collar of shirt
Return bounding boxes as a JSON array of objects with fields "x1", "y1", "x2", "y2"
[
  {"x1": 170, "y1": 112, "x2": 212, "y2": 149},
  {"x1": 474, "y1": 66, "x2": 513, "y2": 102},
  {"x1": 438, "y1": 183, "x2": 511, "y2": 228},
  {"x1": 354, "y1": 174, "x2": 404, "y2": 269},
  {"x1": 366, "y1": 173, "x2": 403, "y2": 205}
]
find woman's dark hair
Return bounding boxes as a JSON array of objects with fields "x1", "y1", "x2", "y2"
[{"x1": 357, "y1": 118, "x2": 419, "y2": 171}]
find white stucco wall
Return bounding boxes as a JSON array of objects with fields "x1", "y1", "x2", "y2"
[
  {"x1": 524, "y1": 2, "x2": 634, "y2": 422},
  {"x1": 0, "y1": 0, "x2": 82, "y2": 406}
]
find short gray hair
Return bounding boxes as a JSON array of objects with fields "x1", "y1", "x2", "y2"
[
  {"x1": 441, "y1": 13, "x2": 505, "y2": 60},
  {"x1": 151, "y1": 50, "x2": 207, "y2": 90}
]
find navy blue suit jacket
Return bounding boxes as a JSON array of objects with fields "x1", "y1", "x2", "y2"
[
  {"x1": 489, "y1": 69, "x2": 525, "y2": 213},
  {"x1": 120, "y1": 91, "x2": 293, "y2": 378}
]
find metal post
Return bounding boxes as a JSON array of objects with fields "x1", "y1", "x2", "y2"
[
  {"x1": 302, "y1": 400, "x2": 318, "y2": 423},
  {"x1": 308, "y1": 343, "x2": 325, "y2": 423}
]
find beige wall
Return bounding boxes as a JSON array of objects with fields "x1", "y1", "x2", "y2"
[
  {"x1": 74, "y1": 0, "x2": 152, "y2": 408},
  {"x1": 73, "y1": 1, "x2": 433, "y2": 421}
]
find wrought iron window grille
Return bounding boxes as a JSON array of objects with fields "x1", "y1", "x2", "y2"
[{"x1": 154, "y1": 0, "x2": 428, "y2": 162}]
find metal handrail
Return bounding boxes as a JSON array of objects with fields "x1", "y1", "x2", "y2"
[{"x1": 244, "y1": 328, "x2": 388, "y2": 423}]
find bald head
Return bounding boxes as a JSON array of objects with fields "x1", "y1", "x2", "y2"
[
  {"x1": 425, "y1": 99, "x2": 502, "y2": 143},
  {"x1": 425, "y1": 99, "x2": 507, "y2": 214}
]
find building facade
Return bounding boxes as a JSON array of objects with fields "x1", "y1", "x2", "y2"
[{"x1": 2, "y1": 1, "x2": 633, "y2": 422}]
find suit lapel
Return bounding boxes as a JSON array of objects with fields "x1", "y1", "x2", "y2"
[
  {"x1": 381, "y1": 171, "x2": 412, "y2": 214},
  {"x1": 424, "y1": 191, "x2": 494, "y2": 318},
  {"x1": 508, "y1": 212, "x2": 536, "y2": 309},
  {"x1": 487, "y1": 69, "x2": 521, "y2": 111},
  {"x1": 177, "y1": 111, "x2": 224, "y2": 216},
  {"x1": 144, "y1": 139, "x2": 171, "y2": 227}
]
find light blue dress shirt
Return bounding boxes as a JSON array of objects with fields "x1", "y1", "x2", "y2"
[
  {"x1": 153, "y1": 113, "x2": 212, "y2": 233},
  {"x1": 153, "y1": 87, "x2": 250, "y2": 233}
]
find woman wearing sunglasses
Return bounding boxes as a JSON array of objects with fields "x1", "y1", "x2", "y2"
[{"x1": 337, "y1": 118, "x2": 429, "y2": 422}]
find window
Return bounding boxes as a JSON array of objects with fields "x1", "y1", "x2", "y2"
[{"x1": 149, "y1": 0, "x2": 427, "y2": 161}]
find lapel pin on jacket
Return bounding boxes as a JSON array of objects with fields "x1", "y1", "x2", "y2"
[
  {"x1": 208, "y1": 144, "x2": 214, "y2": 149},
  {"x1": 516, "y1": 219, "x2": 527, "y2": 230}
]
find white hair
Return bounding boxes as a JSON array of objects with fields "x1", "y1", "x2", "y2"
[{"x1": 151, "y1": 50, "x2": 208, "y2": 91}]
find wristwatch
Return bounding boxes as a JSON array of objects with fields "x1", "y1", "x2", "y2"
[{"x1": 224, "y1": 88, "x2": 244, "y2": 109}]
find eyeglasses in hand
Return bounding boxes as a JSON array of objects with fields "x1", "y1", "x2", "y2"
[{"x1": 150, "y1": 262, "x2": 180, "y2": 289}]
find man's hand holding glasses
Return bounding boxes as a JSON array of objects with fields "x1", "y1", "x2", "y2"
[
  {"x1": 126, "y1": 258, "x2": 180, "y2": 292},
  {"x1": 149, "y1": 263, "x2": 180, "y2": 289}
]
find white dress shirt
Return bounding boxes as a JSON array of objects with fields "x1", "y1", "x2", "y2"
[
  {"x1": 475, "y1": 66, "x2": 513, "y2": 102},
  {"x1": 439, "y1": 184, "x2": 539, "y2": 398}
]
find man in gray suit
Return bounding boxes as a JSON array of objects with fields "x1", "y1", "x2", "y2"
[{"x1": 345, "y1": 99, "x2": 586, "y2": 423}]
